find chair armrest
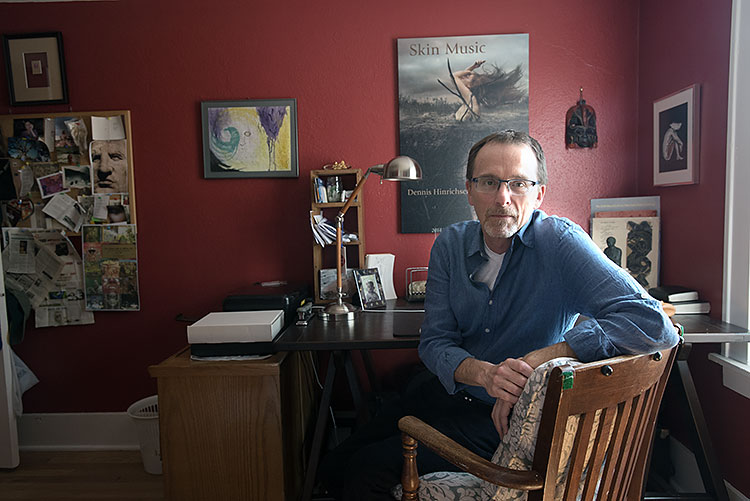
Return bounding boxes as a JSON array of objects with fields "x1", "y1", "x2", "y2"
[{"x1": 398, "y1": 415, "x2": 544, "y2": 491}]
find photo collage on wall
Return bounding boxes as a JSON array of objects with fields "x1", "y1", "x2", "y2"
[{"x1": 0, "y1": 112, "x2": 140, "y2": 325}]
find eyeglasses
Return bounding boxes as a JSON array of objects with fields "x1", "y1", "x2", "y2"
[{"x1": 470, "y1": 176, "x2": 538, "y2": 195}]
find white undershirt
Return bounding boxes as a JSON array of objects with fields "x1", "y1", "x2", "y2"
[{"x1": 474, "y1": 242, "x2": 505, "y2": 290}]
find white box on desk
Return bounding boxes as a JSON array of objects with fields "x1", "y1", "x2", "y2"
[{"x1": 187, "y1": 310, "x2": 284, "y2": 344}]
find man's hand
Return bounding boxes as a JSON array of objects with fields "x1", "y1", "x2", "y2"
[
  {"x1": 492, "y1": 399, "x2": 513, "y2": 438},
  {"x1": 482, "y1": 358, "x2": 533, "y2": 404},
  {"x1": 455, "y1": 357, "x2": 533, "y2": 405}
]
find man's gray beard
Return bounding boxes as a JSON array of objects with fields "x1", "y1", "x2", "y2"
[
  {"x1": 483, "y1": 220, "x2": 518, "y2": 239},
  {"x1": 482, "y1": 208, "x2": 520, "y2": 238},
  {"x1": 482, "y1": 213, "x2": 519, "y2": 239}
]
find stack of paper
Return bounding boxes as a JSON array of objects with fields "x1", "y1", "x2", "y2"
[{"x1": 309, "y1": 212, "x2": 338, "y2": 246}]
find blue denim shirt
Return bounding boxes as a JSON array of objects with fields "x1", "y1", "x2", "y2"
[{"x1": 419, "y1": 210, "x2": 678, "y2": 404}]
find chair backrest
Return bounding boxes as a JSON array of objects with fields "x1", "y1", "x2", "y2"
[{"x1": 530, "y1": 345, "x2": 678, "y2": 501}]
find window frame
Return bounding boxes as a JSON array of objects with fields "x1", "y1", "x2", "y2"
[{"x1": 718, "y1": 0, "x2": 750, "y2": 398}]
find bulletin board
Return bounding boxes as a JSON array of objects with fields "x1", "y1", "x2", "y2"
[
  {"x1": 0, "y1": 109, "x2": 137, "y2": 231},
  {"x1": 0, "y1": 110, "x2": 141, "y2": 322}
]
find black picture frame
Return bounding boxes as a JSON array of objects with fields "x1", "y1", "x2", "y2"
[
  {"x1": 201, "y1": 99, "x2": 299, "y2": 178},
  {"x1": 353, "y1": 268, "x2": 386, "y2": 309},
  {"x1": 2, "y1": 32, "x2": 69, "y2": 106},
  {"x1": 653, "y1": 84, "x2": 700, "y2": 186}
]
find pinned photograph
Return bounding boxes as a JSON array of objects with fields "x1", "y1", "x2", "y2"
[
  {"x1": 65, "y1": 117, "x2": 89, "y2": 156},
  {"x1": 37, "y1": 171, "x2": 68, "y2": 199},
  {"x1": 81, "y1": 223, "x2": 139, "y2": 311},
  {"x1": 8, "y1": 136, "x2": 51, "y2": 162},
  {"x1": 54, "y1": 116, "x2": 80, "y2": 153},
  {"x1": 90, "y1": 139, "x2": 128, "y2": 194},
  {"x1": 13, "y1": 118, "x2": 44, "y2": 140},
  {"x1": 63, "y1": 165, "x2": 91, "y2": 190}
]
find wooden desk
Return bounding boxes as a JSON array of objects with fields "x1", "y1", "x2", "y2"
[{"x1": 149, "y1": 348, "x2": 316, "y2": 501}]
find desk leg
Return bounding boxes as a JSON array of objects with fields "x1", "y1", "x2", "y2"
[
  {"x1": 340, "y1": 351, "x2": 369, "y2": 427},
  {"x1": 674, "y1": 357, "x2": 729, "y2": 501},
  {"x1": 361, "y1": 350, "x2": 382, "y2": 395},
  {"x1": 301, "y1": 352, "x2": 337, "y2": 501},
  {"x1": 645, "y1": 345, "x2": 729, "y2": 501}
]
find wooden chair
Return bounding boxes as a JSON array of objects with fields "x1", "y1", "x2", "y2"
[{"x1": 398, "y1": 345, "x2": 678, "y2": 501}]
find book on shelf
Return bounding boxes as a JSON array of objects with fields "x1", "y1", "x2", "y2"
[
  {"x1": 648, "y1": 285, "x2": 699, "y2": 303},
  {"x1": 314, "y1": 177, "x2": 328, "y2": 203},
  {"x1": 672, "y1": 301, "x2": 711, "y2": 315}
]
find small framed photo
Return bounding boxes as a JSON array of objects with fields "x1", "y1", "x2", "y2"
[
  {"x1": 353, "y1": 268, "x2": 386, "y2": 309},
  {"x1": 319, "y1": 268, "x2": 355, "y2": 301},
  {"x1": 653, "y1": 84, "x2": 700, "y2": 187},
  {"x1": 2, "y1": 32, "x2": 69, "y2": 106},
  {"x1": 201, "y1": 99, "x2": 299, "y2": 178}
]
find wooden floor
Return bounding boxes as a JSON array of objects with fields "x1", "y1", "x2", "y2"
[{"x1": 0, "y1": 451, "x2": 164, "y2": 500}]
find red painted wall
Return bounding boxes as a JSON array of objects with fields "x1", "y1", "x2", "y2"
[
  {"x1": 637, "y1": 0, "x2": 749, "y2": 495},
  {"x1": 0, "y1": 0, "x2": 642, "y2": 415},
  {"x1": 4, "y1": 1, "x2": 745, "y2": 495}
]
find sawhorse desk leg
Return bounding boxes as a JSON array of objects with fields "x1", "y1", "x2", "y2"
[
  {"x1": 300, "y1": 350, "x2": 369, "y2": 501},
  {"x1": 644, "y1": 344, "x2": 729, "y2": 501},
  {"x1": 301, "y1": 352, "x2": 336, "y2": 501}
]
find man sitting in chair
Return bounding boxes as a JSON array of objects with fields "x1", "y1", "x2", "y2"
[{"x1": 318, "y1": 130, "x2": 679, "y2": 501}]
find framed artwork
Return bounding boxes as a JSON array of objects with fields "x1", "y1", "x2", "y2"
[
  {"x1": 201, "y1": 99, "x2": 299, "y2": 178},
  {"x1": 653, "y1": 84, "x2": 700, "y2": 186},
  {"x1": 353, "y1": 268, "x2": 386, "y2": 309},
  {"x1": 2, "y1": 32, "x2": 69, "y2": 106},
  {"x1": 319, "y1": 268, "x2": 355, "y2": 301},
  {"x1": 590, "y1": 216, "x2": 660, "y2": 290}
]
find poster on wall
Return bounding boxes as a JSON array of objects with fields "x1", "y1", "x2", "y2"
[
  {"x1": 82, "y1": 224, "x2": 140, "y2": 311},
  {"x1": 397, "y1": 33, "x2": 529, "y2": 233}
]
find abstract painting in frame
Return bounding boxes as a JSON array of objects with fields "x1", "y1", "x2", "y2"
[
  {"x1": 653, "y1": 84, "x2": 700, "y2": 186},
  {"x1": 2, "y1": 32, "x2": 69, "y2": 106},
  {"x1": 201, "y1": 99, "x2": 298, "y2": 178}
]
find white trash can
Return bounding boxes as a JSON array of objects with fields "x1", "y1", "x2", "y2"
[{"x1": 127, "y1": 395, "x2": 162, "y2": 474}]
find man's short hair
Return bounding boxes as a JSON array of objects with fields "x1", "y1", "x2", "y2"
[{"x1": 466, "y1": 130, "x2": 548, "y2": 185}]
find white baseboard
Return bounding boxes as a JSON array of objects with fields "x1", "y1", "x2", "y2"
[{"x1": 18, "y1": 412, "x2": 141, "y2": 451}]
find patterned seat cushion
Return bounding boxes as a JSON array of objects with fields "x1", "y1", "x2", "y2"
[{"x1": 392, "y1": 357, "x2": 581, "y2": 501}]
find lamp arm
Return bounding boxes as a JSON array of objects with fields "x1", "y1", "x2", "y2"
[
  {"x1": 334, "y1": 165, "x2": 383, "y2": 295},
  {"x1": 337, "y1": 165, "x2": 382, "y2": 220}
]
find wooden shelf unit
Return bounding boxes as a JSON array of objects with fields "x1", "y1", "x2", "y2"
[{"x1": 310, "y1": 168, "x2": 365, "y2": 304}]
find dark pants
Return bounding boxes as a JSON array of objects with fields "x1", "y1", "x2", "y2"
[{"x1": 317, "y1": 370, "x2": 499, "y2": 501}]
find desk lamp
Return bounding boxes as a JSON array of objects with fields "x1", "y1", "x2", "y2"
[{"x1": 320, "y1": 156, "x2": 422, "y2": 322}]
